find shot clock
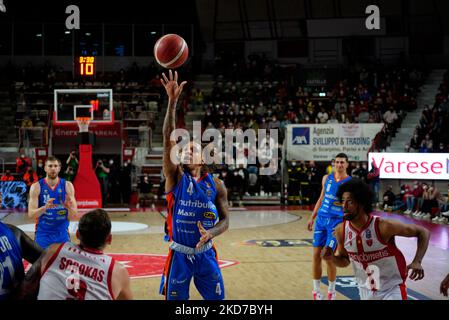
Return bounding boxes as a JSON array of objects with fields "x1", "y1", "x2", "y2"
[{"x1": 76, "y1": 56, "x2": 96, "y2": 77}]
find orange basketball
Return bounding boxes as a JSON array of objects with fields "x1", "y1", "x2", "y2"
[{"x1": 154, "y1": 34, "x2": 189, "y2": 69}]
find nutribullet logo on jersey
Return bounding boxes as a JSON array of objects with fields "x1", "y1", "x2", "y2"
[{"x1": 169, "y1": 121, "x2": 278, "y2": 175}]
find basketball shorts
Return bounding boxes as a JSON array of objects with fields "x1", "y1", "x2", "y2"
[
  {"x1": 35, "y1": 229, "x2": 70, "y2": 249},
  {"x1": 359, "y1": 283, "x2": 407, "y2": 300},
  {"x1": 312, "y1": 215, "x2": 343, "y2": 251},
  {"x1": 159, "y1": 248, "x2": 225, "y2": 300}
]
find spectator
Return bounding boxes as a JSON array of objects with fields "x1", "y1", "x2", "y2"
[
  {"x1": 66, "y1": 150, "x2": 79, "y2": 173},
  {"x1": 358, "y1": 107, "x2": 370, "y2": 123},
  {"x1": 15, "y1": 150, "x2": 32, "y2": 177},
  {"x1": 107, "y1": 159, "x2": 120, "y2": 204},
  {"x1": 382, "y1": 185, "x2": 396, "y2": 210},
  {"x1": 21, "y1": 115, "x2": 33, "y2": 128},
  {"x1": 367, "y1": 161, "x2": 380, "y2": 206},
  {"x1": 36, "y1": 159, "x2": 45, "y2": 179},
  {"x1": 419, "y1": 184, "x2": 441, "y2": 219},
  {"x1": 137, "y1": 174, "x2": 156, "y2": 210},
  {"x1": 119, "y1": 159, "x2": 132, "y2": 205},
  {"x1": 326, "y1": 159, "x2": 335, "y2": 175},
  {"x1": 317, "y1": 106, "x2": 329, "y2": 123},
  {"x1": 22, "y1": 167, "x2": 38, "y2": 191},
  {"x1": 0, "y1": 170, "x2": 14, "y2": 181},
  {"x1": 409, "y1": 132, "x2": 421, "y2": 151},
  {"x1": 411, "y1": 181, "x2": 424, "y2": 215},
  {"x1": 95, "y1": 159, "x2": 110, "y2": 207},
  {"x1": 64, "y1": 166, "x2": 76, "y2": 182},
  {"x1": 403, "y1": 183, "x2": 415, "y2": 214}
]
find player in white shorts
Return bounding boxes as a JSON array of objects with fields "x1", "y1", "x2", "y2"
[
  {"x1": 16, "y1": 209, "x2": 133, "y2": 300},
  {"x1": 323, "y1": 179, "x2": 430, "y2": 300}
]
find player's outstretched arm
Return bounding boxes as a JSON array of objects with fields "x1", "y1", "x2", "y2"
[
  {"x1": 12, "y1": 244, "x2": 59, "y2": 300},
  {"x1": 196, "y1": 178, "x2": 230, "y2": 249},
  {"x1": 7, "y1": 224, "x2": 43, "y2": 263},
  {"x1": 161, "y1": 70, "x2": 187, "y2": 193},
  {"x1": 379, "y1": 219, "x2": 430, "y2": 281}
]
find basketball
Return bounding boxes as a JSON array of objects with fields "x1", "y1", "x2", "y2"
[{"x1": 154, "y1": 34, "x2": 189, "y2": 69}]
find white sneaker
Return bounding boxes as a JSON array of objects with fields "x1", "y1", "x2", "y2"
[
  {"x1": 442, "y1": 211, "x2": 449, "y2": 217},
  {"x1": 438, "y1": 216, "x2": 447, "y2": 223},
  {"x1": 312, "y1": 291, "x2": 323, "y2": 300},
  {"x1": 404, "y1": 210, "x2": 411, "y2": 215},
  {"x1": 422, "y1": 213, "x2": 432, "y2": 220},
  {"x1": 412, "y1": 211, "x2": 420, "y2": 216},
  {"x1": 384, "y1": 204, "x2": 388, "y2": 210},
  {"x1": 327, "y1": 291, "x2": 337, "y2": 300},
  {"x1": 432, "y1": 216, "x2": 440, "y2": 222}
]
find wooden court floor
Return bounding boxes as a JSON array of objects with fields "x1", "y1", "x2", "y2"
[{"x1": 2, "y1": 208, "x2": 448, "y2": 300}]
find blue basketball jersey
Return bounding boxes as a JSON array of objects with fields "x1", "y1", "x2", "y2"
[
  {"x1": 0, "y1": 222, "x2": 24, "y2": 300},
  {"x1": 166, "y1": 172, "x2": 219, "y2": 248},
  {"x1": 317, "y1": 173, "x2": 352, "y2": 218},
  {"x1": 36, "y1": 178, "x2": 69, "y2": 233}
]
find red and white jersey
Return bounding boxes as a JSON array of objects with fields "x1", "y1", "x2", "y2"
[
  {"x1": 38, "y1": 242, "x2": 116, "y2": 300},
  {"x1": 343, "y1": 215, "x2": 407, "y2": 292}
]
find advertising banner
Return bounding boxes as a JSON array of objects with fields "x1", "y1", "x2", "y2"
[
  {"x1": 287, "y1": 124, "x2": 383, "y2": 161},
  {"x1": 368, "y1": 153, "x2": 449, "y2": 180}
]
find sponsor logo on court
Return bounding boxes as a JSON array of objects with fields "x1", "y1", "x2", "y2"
[
  {"x1": 24, "y1": 253, "x2": 238, "y2": 279},
  {"x1": 243, "y1": 239, "x2": 313, "y2": 247}
]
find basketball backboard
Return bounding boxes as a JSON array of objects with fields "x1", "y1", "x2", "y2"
[{"x1": 53, "y1": 89, "x2": 114, "y2": 125}]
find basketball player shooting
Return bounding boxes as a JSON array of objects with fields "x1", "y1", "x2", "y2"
[
  {"x1": 323, "y1": 179, "x2": 430, "y2": 300},
  {"x1": 28, "y1": 156, "x2": 78, "y2": 249},
  {"x1": 307, "y1": 153, "x2": 352, "y2": 300},
  {"x1": 159, "y1": 70, "x2": 230, "y2": 300}
]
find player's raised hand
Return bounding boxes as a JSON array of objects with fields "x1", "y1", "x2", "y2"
[
  {"x1": 196, "y1": 221, "x2": 213, "y2": 249},
  {"x1": 160, "y1": 70, "x2": 187, "y2": 102}
]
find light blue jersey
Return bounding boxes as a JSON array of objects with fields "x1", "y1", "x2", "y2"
[
  {"x1": 317, "y1": 173, "x2": 352, "y2": 218},
  {"x1": 313, "y1": 173, "x2": 351, "y2": 250}
]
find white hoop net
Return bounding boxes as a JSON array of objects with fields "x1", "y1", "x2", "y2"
[{"x1": 76, "y1": 118, "x2": 91, "y2": 133}]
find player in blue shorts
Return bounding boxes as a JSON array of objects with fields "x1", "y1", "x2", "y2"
[
  {"x1": 159, "y1": 70, "x2": 230, "y2": 300},
  {"x1": 307, "y1": 153, "x2": 351, "y2": 300},
  {"x1": 28, "y1": 156, "x2": 78, "y2": 249}
]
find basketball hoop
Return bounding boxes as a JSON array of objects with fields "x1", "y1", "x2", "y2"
[{"x1": 76, "y1": 117, "x2": 91, "y2": 133}]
